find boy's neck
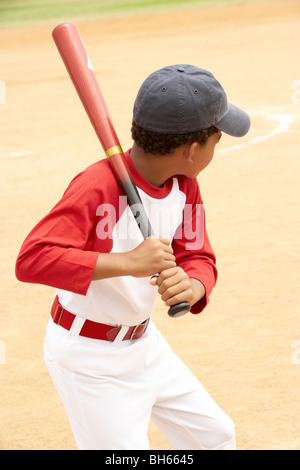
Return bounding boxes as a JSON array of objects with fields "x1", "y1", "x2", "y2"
[{"x1": 129, "y1": 143, "x2": 180, "y2": 188}]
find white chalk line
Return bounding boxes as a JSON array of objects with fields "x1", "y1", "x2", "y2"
[
  {"x1": 218, "y1": 106, "x2": 299, "y2": 154},
  {"x1": 5, "y1": 150, "x2": 33, "y2": 158}
]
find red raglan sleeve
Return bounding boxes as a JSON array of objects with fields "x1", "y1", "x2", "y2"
[
  {"x1": 172, "y1": 177, "x2": 218, "y2": 314},
  {"x1": 15, "y1": 166, "x2": 103, "y2": 295}
]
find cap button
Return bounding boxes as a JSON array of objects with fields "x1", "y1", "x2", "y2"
[{"x1": 177, "y1": 67, "x2": 185, "y2": 72}]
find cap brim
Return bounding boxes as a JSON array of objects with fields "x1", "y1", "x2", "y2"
[{"x1": 216, "y1": 103, "x2": 251, "y2": 137}]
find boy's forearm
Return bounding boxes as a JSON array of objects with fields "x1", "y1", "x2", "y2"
[
  {"x1": 91, "y1": 253, "x2": 129, "y2": 281},
  {"x1": 92, "y1": 238, "x2": 177, "y2": 281}
]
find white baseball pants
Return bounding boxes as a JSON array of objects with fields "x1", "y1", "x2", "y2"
[{"x1": 44, "y1": 318, "x2": 236, "y2": 450}]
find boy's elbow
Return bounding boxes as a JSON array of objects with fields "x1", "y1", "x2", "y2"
[
  {"x1": 15, "y1": 248, "x2": 36, "y2": 283},
  {"x1": 15, "y1": 255, "x2": 27, "y2": 282}
]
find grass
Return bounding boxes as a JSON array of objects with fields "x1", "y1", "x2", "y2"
[{"x1": 0, "y1": 0, "x2": 260, "y2": 27}]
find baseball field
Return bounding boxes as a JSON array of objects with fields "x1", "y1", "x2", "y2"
[{"x1": 1, "y1": 0, "x2": 300, "y2": 450}]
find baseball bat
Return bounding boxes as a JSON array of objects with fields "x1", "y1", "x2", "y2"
[{"x1": 52, "y1": 22, "x2": 190, "y2": 318}]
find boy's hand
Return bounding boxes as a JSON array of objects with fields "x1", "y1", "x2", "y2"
[
  {"x1": 150, "y1": 267, "x2": 205, "y2": 308},
  {"x1": 127, "y1": 236, "x2": 176, "y2": 278}
]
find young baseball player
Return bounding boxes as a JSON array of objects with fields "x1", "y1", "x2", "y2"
[{"x1": 16, "y1": 65, "x2": 250, "y2": 450}]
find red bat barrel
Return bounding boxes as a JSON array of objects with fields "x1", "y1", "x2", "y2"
[
  {"x1": 52, "y1": 23, "x2": 117, "y2": 154},
  {"x1": 52, "y1": 23, "x2": 130, "y2": 188}
]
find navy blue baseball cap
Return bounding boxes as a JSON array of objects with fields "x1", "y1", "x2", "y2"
[{"x1": 133, "y1": 65, "x2": 250, "y2": 137}]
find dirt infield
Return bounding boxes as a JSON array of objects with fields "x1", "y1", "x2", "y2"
[{"x1": 1, "y1": 0, "x2": 300, "y2": 450}]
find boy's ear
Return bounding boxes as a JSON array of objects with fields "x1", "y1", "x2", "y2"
[{"x1": 184, "y1": 142, "x2": 199, "y2": 163}]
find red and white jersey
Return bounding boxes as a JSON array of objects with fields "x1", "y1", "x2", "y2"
[{"x1": 16, "y1": 150, "x2": 217, "y2": 326}]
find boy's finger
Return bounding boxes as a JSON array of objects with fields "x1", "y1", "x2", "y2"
[{"x1": 149, "y1": 275, "x2": 158, "y2": 286}]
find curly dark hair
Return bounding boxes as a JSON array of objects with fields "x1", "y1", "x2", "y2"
[{"x1": 131, "y1": 120, "x2": 219, "y2": 155}]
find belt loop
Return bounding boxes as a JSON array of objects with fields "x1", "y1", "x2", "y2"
[{"x1": 69, "y1": 316, "x2": 86, "y2": 338}]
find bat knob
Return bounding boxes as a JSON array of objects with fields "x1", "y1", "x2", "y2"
[{"x1": 168, "y1": 302, "x2": 191, "y2": 318}]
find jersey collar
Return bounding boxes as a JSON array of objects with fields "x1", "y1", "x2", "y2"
[{"x1": 125, "y1": 148, "x2": 174, "y2": 199}]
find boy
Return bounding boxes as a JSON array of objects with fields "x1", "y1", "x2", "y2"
[{"x1": 16, "y1": 65, "x2": 250, "y2": 450}]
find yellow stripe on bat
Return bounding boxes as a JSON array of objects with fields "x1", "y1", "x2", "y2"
[{"x1": 105, "y1": 146, "x2": 123, "y2": 158}]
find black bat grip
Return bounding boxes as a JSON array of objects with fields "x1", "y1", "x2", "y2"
[{"x1": 168, "y1": 301, "x2": 191, "y2": 318}]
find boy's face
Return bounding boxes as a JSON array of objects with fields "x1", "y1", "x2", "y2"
[{"x1": 184, "y1": 130, "x2": 222, "y2": 178}]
